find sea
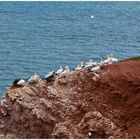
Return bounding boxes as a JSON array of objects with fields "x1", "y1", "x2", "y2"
[{"x1": 0, "y1": 2, "x2": 140, "y2": 96}]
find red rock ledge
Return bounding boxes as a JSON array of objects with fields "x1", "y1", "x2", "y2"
[{"x1": 0, "y1": 58, "x2": 140, "y2": 138}]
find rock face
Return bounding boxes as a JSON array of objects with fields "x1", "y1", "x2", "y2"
[{"x1": 0, "y1": 58, "x2": 140, "y2": 138}]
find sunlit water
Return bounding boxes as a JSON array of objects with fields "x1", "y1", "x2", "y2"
[{"x1": 0, "y1": 2, "x2": 140, "y2": 95}]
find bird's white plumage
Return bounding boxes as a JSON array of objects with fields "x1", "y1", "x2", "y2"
[
  {"x1": 91, "y1": 65, "x2": 100, "y2": 72},
  {"x1": 45, "y1": 71, "x2": 54, "y2": 78},
  {"x1": 75, "y1": 65, "x2": 82, "y2": 71},
  {"x1": 28, "y1": 73, "x2": 40, "y2": 83},
  {"x1": 56, "y1": 66, "x2": 64, "y2": 75},
  {"x1": 85, "y1": 60, "x2": 97, "y2": 68},
  {"x1": 17, "y1": 79, "x2": 26, "y2": 86},
  {"x1": 91, "y1": 15, "x2": 95, "y2": 19},
  {"x1": 103, "y1": 54, "x2": 118, "y2": 65},
  {"x1": 60, "y1": 66, "x2": 70, "y2": 77}
]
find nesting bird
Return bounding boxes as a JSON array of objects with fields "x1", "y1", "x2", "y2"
[
  {"x1": 12, "y1": 79, "x2": 26, "y2": 86},
  {"x1": 85, "y1": 60, "x2": 97, "y2": 68},
  {"x1": 28, "y1": 73, "x2": 40, "y2": 84},
  {"x1": 56, "y1": 66, "x2": 64, "y2": 75},
  {"x1": 45, "y1": 71, "x2": 55, "y2": 82},
  {"x1": 103, "y1": 54, "x2": 118, "y2": 65},
  {"x1": 75, "y1": 65, "x2": 82, "y2": 71},
  {"x1": 60, "y1": 66, "x2": 70, "y2": 77},
  {"x1": 90, "y1": 65, "x2": 100, "y2": 73},
  {"x1": 80, "y1": 62, "x2": 85, "y2": 68}
]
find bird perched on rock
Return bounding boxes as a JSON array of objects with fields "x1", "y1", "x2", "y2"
[
  {"x1": 45, "y1": 71, "x2": 55, "y2": 82},
  {"x1": 56, "y1": 66, "x2": 64, "y2": 75},
  {"x1": 12, "y1": 79, "x2": 26, "y2": 86},
  {"x1": 75, "y1": 64, "x2": 82, "y2": 71},
  {"x1": 90, "y1": 65, "x2": 100, "y2": 73},
  {"x1": 28, "y1": 73, "x2": 40, "y2": 84},
  {"x1": 60, "y1": 66, "x2": 70, "y2": 77},
  {"x1": 85, "y1": 60, "x2": 97, "y2": 68},
  {"x1": 17, "y1": 79, "x2": 26, "y2": 86},
  {"x1": 80, "y1": 62, "x2": 85, "y2": 68},
  {"x1": 103, "y1": 54, "x2": 118, "y2": 65}
]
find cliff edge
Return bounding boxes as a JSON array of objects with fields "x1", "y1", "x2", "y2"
[{"x1": 0, "y1": 58, "x2": 140, "y2": 138}]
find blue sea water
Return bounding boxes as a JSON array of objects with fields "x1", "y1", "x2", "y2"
[{"x1": 0, "y1": 2, "x2": 140, "y2": 96}]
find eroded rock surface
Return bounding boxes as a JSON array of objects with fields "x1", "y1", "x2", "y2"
[{"x1": 0, "y1": 59, "x2": 140, "y2": 138}]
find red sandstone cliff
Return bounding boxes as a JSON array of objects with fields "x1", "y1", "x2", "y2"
[{"x1": 0, "y1": 58, "x2": 140, "y2": 138}]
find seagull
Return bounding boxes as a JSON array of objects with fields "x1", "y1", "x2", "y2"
[
  {"x1": 110, "y1": 54, "x2": 118, "y2": 63},
  {"x1": 80, "y1": 62, "x2": 85, "y2": 68},
  {"x1": 56, "y1": 66, "x2": 64, "y2": 75},
  {"x1": 28, "y1": 73, "x2": 40, "y2": 84}
]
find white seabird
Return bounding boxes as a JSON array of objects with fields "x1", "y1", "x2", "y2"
[
  {"x1": 56, "y1": 66, "x2": 64, "y2": 75},
  {"x1": 45, "y1": 71, "x2": 55, "y2": 79},
  {"x1": 91, "y1": 15, "x2": 95, "y2": 19},
  {"x1": 28, "y1": 73, "x2": 40, "y2": 84},
  {"x1": 90, "y1": 65, "x2": 100, "y2": 73},
  {"x1": 60, "y1": 66, "x2": 70, "y2": 77},
  {"x1": 103, "y1": 54, "x2": 118, "y2": 65},
  {"x1": 85, "y1": 60, "x2": 97, "y2": 68},
  {"x1": 17, "y1": 79, "x2": 26, "y2": 86},
  {"x1": 80, "y1": 62, "x2": 85, "y2": 68},
  {"x1": 75, "y1": 64, "x2": 82, "y2": 71}
]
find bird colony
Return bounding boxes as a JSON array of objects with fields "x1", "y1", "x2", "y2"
[{"x1": 11, "y1": 54, "x2": 118, "y2": 87}]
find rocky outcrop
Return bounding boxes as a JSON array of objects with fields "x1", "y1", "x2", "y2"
[{"x1": 0, "y1": 58, "x2": 140, "y2": 138}]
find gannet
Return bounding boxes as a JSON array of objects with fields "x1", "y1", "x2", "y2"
[
  {"x1": 45, "y1": 71, "x2": 55, "y2": 82},
  {"x1": 12, "y1": 79, "x2": 26, "y2": 86},
  {"x1": 56, "y1": 66, "x2": 64, "y2": 75},
  {"x1": 28, "y1": 73, "x2": 40, "y2": 84},
  {"x1": 103, "y1": 54, "x2": 118, "y2": 65},
  {"x1": 90, "y1": 65, "x2": 100, "y2": 72},
  {"x1": 45, "y1": 71, "x2": 55, "y2": 79},
  {"x1": 75, "y1": 65, "x2": 82, "y2": 71},
  {"x1": 17, "y1": 79, "x2": 26, "y2": 86},
  {"x1": 80, "y1": 62, "x2": 85, "y2": 68},
  {"x1": 110, "y1": 54, "x2": 118, "y2": 63},
  {"x1": 60, "y1": 66, "x2": 70, "y2": 77},
  {"x1": 85, "y1": 60, "x2": 97, "y2": 68},
  {"x1": 12, "y1": 79, "x2": 20, "y2": 85}
]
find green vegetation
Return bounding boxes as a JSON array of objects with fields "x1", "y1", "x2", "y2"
[{"x1": 128, "y1": 56, "x2": 140, "y2": 60}]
